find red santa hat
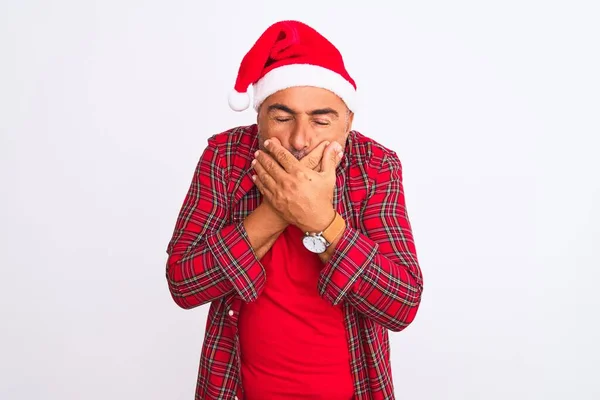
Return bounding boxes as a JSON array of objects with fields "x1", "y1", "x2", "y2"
[{"x1": 228, "y1": 20, "x2": 357, "y2": 112}]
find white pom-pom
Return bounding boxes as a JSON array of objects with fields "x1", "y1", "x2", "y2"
[{"x1": 228, "y1": 90, "x2": 250, "y2": 111}]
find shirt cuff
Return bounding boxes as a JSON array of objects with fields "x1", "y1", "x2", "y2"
[
  {"x1": 318, "y1": 225, "x2": 379, "y2": 305},
  {"x1": 205, "y1": 221, "x2": 266, "y2": 303}
]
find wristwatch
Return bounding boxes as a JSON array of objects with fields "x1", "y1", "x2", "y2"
[{"x1": 302, "y1": 212, "x2": 346, "y2": 254}]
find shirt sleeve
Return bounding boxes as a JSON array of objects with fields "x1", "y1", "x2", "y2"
[
  {"x1": 165, "y1": 137, "x2": 265, "y2": 309},
  {"x1": 317, "y1": 151, "x2": 423, "y2": 331}
]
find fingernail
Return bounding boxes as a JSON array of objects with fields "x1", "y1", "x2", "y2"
[
  {"x1": 251, "y1": 175, "x2": 257, "y2": 181},
  {"x1": 254, "y1": 150, "x2": 259, "y2": 157},
  {"x1": 251, "y1": 159, "x2": 256, "y2": 167},
  {"x1": 335, "y1": 143, "x2": 342, "y2": 151},
  {"x1": 324, "y1": 141, "x2": 330, "y2": 146},
  {"x1": 264, "y1": 140, "x2": 270, "y2": 147},
  {"x1": 338, "y1": 152, "x2": 344, "y2": 159}
]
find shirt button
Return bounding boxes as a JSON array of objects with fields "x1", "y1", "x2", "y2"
[{"x1": 228, "y1": 310, "x2": 234, "y2": 317}]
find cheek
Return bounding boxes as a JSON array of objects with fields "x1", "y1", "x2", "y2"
[
  {"x1": 326, "y1": 130, "x2": 348, "y2": 148},
  {"x1": 257, "y1": 129, "x2": 290, "y2": 150},
  {"x1": 259, "y1": 118, "x2": 289, "y2": 136}
]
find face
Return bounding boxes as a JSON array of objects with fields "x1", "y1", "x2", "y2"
[{"x1": 256, "y1": 86, "x2": 354, "y2": 160}]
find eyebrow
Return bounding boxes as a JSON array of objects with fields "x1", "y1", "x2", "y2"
[{"x1": 268, "y1": 103, "x2": 339, "y2": 118}]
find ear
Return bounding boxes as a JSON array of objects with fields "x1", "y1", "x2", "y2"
[
  {"x1": 256, "y1": 104, "x2": 265, "y2": 128},
  {"x1": 346, "y1": 110, "x2": 354, "y2": 134}
]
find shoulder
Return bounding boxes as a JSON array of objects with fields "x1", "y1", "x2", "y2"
[
  {"x1": 205, "y1": 124, "x2": 258, "y2": 168},
  {"x1": 207, "y1": 124, "x2": 257, "y2": 154},
  {"x1": 347, "y1": 130, "x2": 402, "y2": 174}
]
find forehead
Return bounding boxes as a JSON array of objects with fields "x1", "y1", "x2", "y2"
[{"x1": 262, "y1": 86, "x2": 346, "y2": 112}]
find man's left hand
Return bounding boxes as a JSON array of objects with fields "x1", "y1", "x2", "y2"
[{"x1": 252, "y1": 138, "x2": 343, "y2": 233}]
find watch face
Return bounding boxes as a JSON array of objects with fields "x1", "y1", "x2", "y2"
[{"x1": 302, "y1": 235, "x2": 328, "y2": 254}]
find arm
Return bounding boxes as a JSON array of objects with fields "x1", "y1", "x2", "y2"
[
  {"x1": 317, "y1": 152, "x2": 423, "y2": 332},
  {"x1": 165, "y1": 137, "x2": 284, "y2": 309},
  {"x1": 244, "y1": 202, "x2": 288, "y2": 259}
]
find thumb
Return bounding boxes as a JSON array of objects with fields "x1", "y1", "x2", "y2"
[{"x1": 320, "y1": 142, "x2": 343, "y2": 174}]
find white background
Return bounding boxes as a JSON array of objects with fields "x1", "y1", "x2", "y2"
[{"x1": 1, "y1": 1, "x2": 599, "y2": 399}]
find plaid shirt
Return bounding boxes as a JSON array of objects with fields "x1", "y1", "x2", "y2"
[{"x1": 166, "y1": 124, "x2": 423, "y2": 400}]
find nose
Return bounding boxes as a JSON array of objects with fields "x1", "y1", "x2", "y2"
[{"x1": 288, "y1": 120, "x2": 313, "y2": 153}]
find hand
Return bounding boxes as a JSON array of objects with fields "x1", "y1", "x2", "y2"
[
  {"x1": 255, "y1": 138, "x2": 332, "y2": 226},
  {"x1": 251, "y1": 138, "x2": 344, "y2": 233},
  {"x1": 270, "y1": 137, "x2": 331, "y2": 170}
]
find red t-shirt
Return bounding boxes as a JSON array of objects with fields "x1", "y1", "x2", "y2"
[{"x1": 238, "y1": 225, "x2": 354, "y2": 400}]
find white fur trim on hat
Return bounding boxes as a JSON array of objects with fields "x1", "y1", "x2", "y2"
[{"x1": 252, "y1": 64, "x2": 357, "y2": 112}]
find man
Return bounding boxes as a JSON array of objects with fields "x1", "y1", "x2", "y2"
[{"x1": 166, "y1": 20, "x2": 423, "y2": 400}]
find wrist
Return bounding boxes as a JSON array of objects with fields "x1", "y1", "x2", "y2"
[
  {"x1": 300, "y1": 210, "x2": 346, "y2": 257},
  {"x1": 258, "y1": 202, "x2": 288, "y2": 232},
  {"x1": 302, "y1": 207, "x2": 336, "y2": 234}
]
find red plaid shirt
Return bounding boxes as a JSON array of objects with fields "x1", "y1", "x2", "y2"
[{"x1": 166, "y1": 124, "x2": 423, "y2": 400}]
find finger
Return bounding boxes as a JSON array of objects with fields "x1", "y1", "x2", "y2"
[
  {"x1": 252, "y1": 169, "x2": 273, "y2": 199},
  {"x1": 267, "y1": 137, "x2": 283, "y2": 147},
  {"x1": 299, "y1": 140, "x2": 329, "y2": 170},
  {"x1": 264, "y1": 139, "x2": 299, "y2": 173},
  {"x1": 252, "y1": 158, "x2": 279, "y2": 194},
  {"x1": 255, "y1": 150, "x2": 287, "y2": 182},
  {"x1": 320, "y1": 141, "x2": 344, "y2": 174}
]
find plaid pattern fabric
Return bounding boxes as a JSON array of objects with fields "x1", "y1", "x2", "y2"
[{"x1": 166, "y1": 124, "x2": 423, "y2": 400}]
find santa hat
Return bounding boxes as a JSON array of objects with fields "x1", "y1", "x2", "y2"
[{"x1": 227, "y1": 20, "x2": 357, "y2": 112}]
